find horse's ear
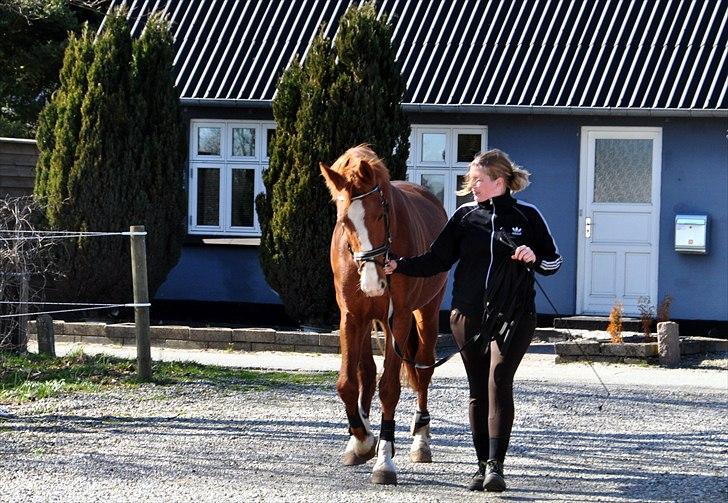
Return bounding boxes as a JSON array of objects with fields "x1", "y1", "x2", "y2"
[
  {"x1": 320, "y1": 162, "x2": 346, "y2": 195},
  {"x1": 357, "y1": 159, "x2": 375, "y2": 186}
]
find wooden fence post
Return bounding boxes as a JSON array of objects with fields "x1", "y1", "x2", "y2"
[
  {"x1": 18, "y1": 272, "x2": 29, "y2": 352},
  {"x1": 129, "y1": 225, "x2": 152, "y2": 381},
  {"x1": 37, "y1": 314, "x2": 55, "y2": 357}
]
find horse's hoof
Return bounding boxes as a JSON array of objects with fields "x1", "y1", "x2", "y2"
[
  {"x1": 342, "y1": 435, "x2": 377, "y2": 466},
  {"x1": 371, "y1": 470, "x2": 398, "y2": 485},
  {"x1": 409, "y1": 447, "x2": 432, "y2": 463},
  {"x1": 342, "y1": 448, "x2": 375, "y2": 466}
]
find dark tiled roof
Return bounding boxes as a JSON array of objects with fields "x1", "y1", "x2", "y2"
[{"x1": 109, "y1": 0, "x2": 728, "y2": 115}]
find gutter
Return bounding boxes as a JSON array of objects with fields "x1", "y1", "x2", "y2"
[
  {"x1": 179, "y1": 98, "x2": 728, "y2": 118},
  {"x1": 180, "y1": 98, "x2": 272, "y2": 108},
  {"x1": 0, "y1": 137, "x2": 37, "y2": 144},
  {"x1": 400, "y1": 104, "x2": 728, "y2": 118}
]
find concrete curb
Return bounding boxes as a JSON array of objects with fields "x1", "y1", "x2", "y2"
[{"x1": 26, "y1": 320, "x2": 458, "y2": 355}]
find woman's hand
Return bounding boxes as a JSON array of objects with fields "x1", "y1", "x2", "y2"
[
  {"x1": 383, "y1": 259, "x2": 397, "y2": 275},
  {"x1": 512, "y1": 245, "x2": 536, "y2": 263}
]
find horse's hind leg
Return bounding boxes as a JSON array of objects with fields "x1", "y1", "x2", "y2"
[
  {"x1": 408, "y1": 300, "x2": 441, "y2": 463},
  {"x1": 338, "y1": 315, "x2": 377, "y2": 466}
]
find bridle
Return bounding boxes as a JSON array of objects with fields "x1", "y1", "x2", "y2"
[{"x1": 347, "y1": 184, "x2": 392, "y2": 272}]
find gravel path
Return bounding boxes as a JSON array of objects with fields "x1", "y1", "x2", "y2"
[{"x1": 1, "y1": 346, "x2": 726, "y2": 502}]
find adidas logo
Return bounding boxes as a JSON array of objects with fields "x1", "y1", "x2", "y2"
[{"x1": 511, "y1": 226, "x2": 523, "y2": 236}]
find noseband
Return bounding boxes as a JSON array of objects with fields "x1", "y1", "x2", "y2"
[{"x1": 348, "y1": 185, "x2": 392, "y2": 271}]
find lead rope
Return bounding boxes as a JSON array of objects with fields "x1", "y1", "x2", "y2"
[
  {"x1": 495, "y1": 233, "x2": 611, "y2": 410},
  {"x1": 533, "y1": 277, "x2": 611, "y2": 410}
]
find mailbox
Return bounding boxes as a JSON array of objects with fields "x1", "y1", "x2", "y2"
[{"x1": 675, "y1": 215, "x2": 708, "y2": 254}]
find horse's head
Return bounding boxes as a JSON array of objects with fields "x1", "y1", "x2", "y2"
[{"x1": 320, "y1": 145, "x2": 391, "y2": 298}]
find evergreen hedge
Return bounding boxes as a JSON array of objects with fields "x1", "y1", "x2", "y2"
[
  {"x1": 256, "y1": 2, "x2": 410, "y2": 327},
  {"x1": 34, "y1": 9, "x2": 185, "y2": 304}
]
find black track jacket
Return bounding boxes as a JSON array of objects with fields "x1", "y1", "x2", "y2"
[{"x1": 395, "y1": 191, "x2": 562, "y2": 317}]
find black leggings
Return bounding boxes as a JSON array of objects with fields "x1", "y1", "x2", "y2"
[{"x1": 450, "y1": 308, "x2": 535, "y2": 463}]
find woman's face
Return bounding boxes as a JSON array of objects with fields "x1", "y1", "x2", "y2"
[{"x1": 469, "y1": 166, "x2": 505, "y2": 202}]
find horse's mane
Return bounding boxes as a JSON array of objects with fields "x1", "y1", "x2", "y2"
[{"x1": 330, "y1": 144, "x2": 390, "y2": 194}]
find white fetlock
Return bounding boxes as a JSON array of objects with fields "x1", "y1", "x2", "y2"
[
  {"x1": 342, "y1": 433, "x2": 376, "y2": 466},
  {"x1": 371, "y1": 440, "x2": 398, "y2": 485},
  {"x1": 409, "y1": 424, "x2": 432, "y2": 463},
  {"x1": 346, "y1": 433, "x2": 376, "y2": 457}
]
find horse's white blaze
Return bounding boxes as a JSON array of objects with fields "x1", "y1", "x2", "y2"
[
  {"x1": 345, "y1": 432, "x2": 376, "y2": 457},
  {"x1": 373, "y1": 440, "x2": 396, "y2": 474},
  {"x1": 348, "y1": 200, "x2": 385, "y2": 297}
]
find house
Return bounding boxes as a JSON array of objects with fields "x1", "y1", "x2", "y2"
[{"x1": 110, "y1": 0, "x2": 728, "y2": 333}]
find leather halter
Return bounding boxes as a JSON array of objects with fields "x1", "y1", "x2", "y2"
[{"x1": 348, "y1": 184, "x2": 392, "y2": 270}]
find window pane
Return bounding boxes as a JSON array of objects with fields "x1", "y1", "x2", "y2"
[
  {"x1": 421, "y1": 133, "x2": 446, "y2": 162},
  {"x1": 231, "y1": 169, "x2": 255, "y2": 227},
  {"x1": 457, "y1": 134, "x2": 481, "y2": 162},
  {"x1": 197, "y1": 168, "x2": 220, "y2": 225},
  {"x1": 266, "y1": 128, "x2": 276, "y2": 157},
  {"x1": 420, "y1": 173, "x2": 445, "y2": 205},
  {"x1": 198, "y1": 127, "x2": 221, "y2": 156},
  {"x1": 594, "y1": 139, "x2": 652, "y2": 203},
  {"x1": 456, "y1": 174, "x2": 473, "y2": 208},
  {"x1": 232, "y1": 127, "x2": 255, "y2": 157}
]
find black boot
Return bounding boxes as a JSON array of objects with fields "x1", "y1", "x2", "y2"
[
  {"x1": 484, "y1": 458, "x2": 506, "y2": 492},
  {"x1": 467, "y1": 460, "x2": 487, "y2": 491}
]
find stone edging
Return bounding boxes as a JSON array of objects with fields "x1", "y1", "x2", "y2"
[
  {"x1": 26, "y1": 320, "x2": 458, "y2": 355},
  {"x1": 554, "y1": 337, "x2": 727, "y2": 364}
]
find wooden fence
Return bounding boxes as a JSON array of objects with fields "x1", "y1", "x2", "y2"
[{"x1": 0, "y1": 137, "x2": 37, "y2": 198}]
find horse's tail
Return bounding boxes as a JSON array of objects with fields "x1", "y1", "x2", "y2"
[
  {"x1": 401, "y1": 315, "x2": 420, "y2": 390},
  {"x1": 372, "y1": 317, "x2": 419, "y2": 391}
]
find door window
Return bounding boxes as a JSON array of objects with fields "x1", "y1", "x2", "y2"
[{"x1": 594, "y1": 139, "x2": 653, "y2": 203}]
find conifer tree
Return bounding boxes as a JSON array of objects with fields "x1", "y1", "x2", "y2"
[
  {"x1": 34, "y1": 8, "x2": 185, "y2": 304},
  {"x1": 256, "y1": 2, "x2": 410, "y2": 326}
]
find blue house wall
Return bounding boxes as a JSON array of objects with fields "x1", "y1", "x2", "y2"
[{"x1": 156, "y1": 115, "x2": 728, "y2": 322}]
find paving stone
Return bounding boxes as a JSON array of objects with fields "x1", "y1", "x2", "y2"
[
  {"x1": 554, "y1": 340, "x2": 601, "y2": 356},
  {"x1": 251, "y1": 343, "x2": 295, "y2": 352},
  {"x1": 150, "y1": 325, "x2": 190, "y2": 341},
  {"x1": 106, "y1": 323, "x2": 136, "y2": 339},
  {"x1": 232, "y1": 328, "x2": 275, "y2": 344},
  {"x1": 64, "y1": 322, "x2": 106, "y2": 336},
  {"x1": 319, "y1": 333, "x2": 340, "y2": 348},
  {"x1": 162, "y1": 339, "x2": 206, "y2": 350},
  {"x1": 190, "y1": 327, "x2": 232, "y2": 343},
  {"x1": 276, "y1": 331, "x2": 319, "y2": 346}
]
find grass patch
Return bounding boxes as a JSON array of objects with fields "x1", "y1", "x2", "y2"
[{"x1": 0, "y1": 350, "x2": 337, "y2": 404}]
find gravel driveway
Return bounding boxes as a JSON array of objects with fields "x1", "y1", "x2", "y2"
[{"x1": 1, "y1": 347, "x2": 726, "y2": 502}]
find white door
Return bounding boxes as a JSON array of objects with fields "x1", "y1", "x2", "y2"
[{"x1": 576, "y1": 127, "x2": 662, "y2": 316}]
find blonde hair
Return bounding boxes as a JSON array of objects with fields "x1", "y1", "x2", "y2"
[{"x1": 456, "y1": 148, "x2": 530, "y2": 196}]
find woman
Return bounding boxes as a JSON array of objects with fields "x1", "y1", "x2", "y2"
[{"x1": 383, "y1": 149, "x2": 562, "y2": 492}]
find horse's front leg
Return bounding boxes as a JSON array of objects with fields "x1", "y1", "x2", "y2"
[
  {"x1": 338, "y1": 314, "x2": 377, "y2": 466},
  {"x1": 371, "y1": 312, "x2": 407, "y2": 485},
  {"x1": 408, "y1": 306, "x2": 439, "y2": 463}
]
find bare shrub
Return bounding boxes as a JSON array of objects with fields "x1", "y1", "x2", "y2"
[
  {"x1": 607, "y1": 300, "x2": 623, "y2": 344},
  {"x1": 0, "y1": 197, "x2": 61, "y2": 352}
]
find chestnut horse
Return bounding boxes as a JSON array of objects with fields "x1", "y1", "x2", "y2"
[{"x1": 320, "y1": 145, "x2": 447, "y2": 485}]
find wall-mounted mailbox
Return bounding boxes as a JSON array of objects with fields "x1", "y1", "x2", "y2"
[{"x1": 675, "y1": 215, "x2": 708, "y2": 254}]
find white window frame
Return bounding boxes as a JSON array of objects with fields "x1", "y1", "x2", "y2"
[
  {"x1": 189, "y1": 163, "x2": 224, "y2": 232},
  {"x1": 188, "y1": 120, "x2": 275, "y2": 236},
  {"x1": 228, "y1": 123, "x2": 260, "y2": 161},
  {"x1": 191, "y1": 121, "x2": 225, "y2": 161},
  {"x1": 409, "y1": 125, "x2": 488, "y2": 215}
]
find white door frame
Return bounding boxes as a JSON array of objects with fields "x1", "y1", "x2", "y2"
[{"x1": 576, "y1": 126, "x2": 662, "y2": 315}]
